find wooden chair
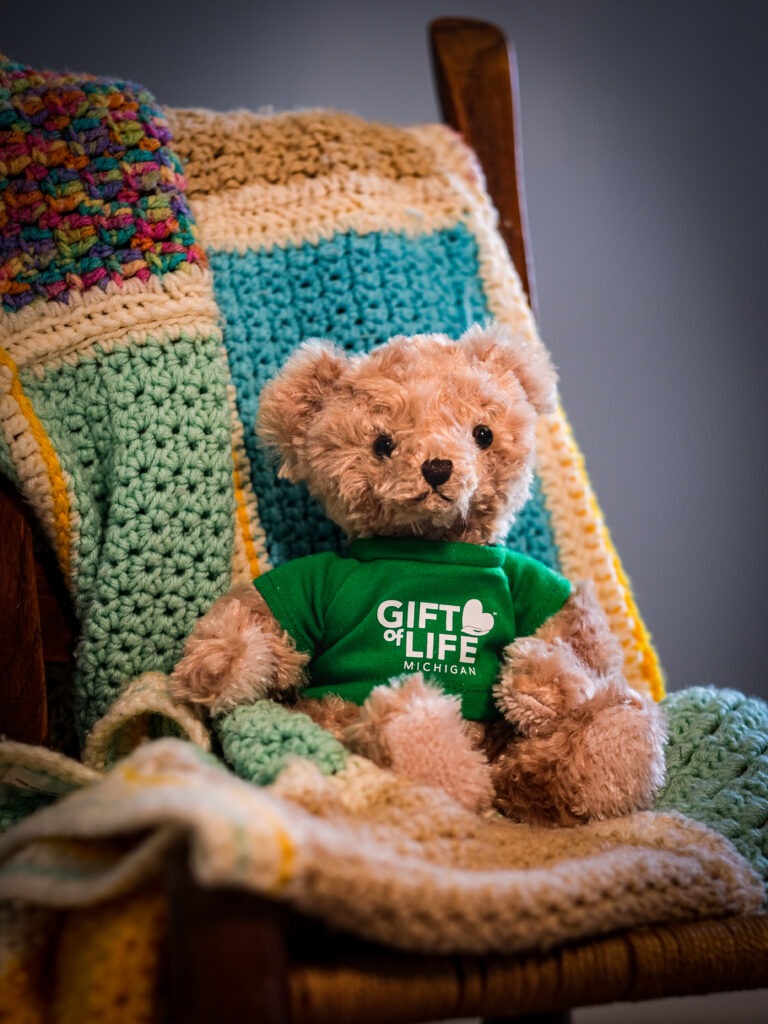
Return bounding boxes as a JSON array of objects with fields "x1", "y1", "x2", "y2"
[{"x1": 1, "y1": 17, "x2": 766, "y2": 1023}]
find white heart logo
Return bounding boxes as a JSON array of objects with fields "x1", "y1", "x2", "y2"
[{"x1": 461, "y1": 599, "x2": 495, "y2": 636}]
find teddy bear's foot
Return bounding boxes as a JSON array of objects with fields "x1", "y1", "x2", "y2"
[
  {"x1": 491, "y1": 677, "x2": 668, "y2": 826},
  {"x1": 495, "y1": 636, "x2": 598, "y2": 735},
  {"x1": 170, "y1": 583, "x2": 307, "y2": 716},
  {"x1": 345, "y1": 673, "x2": 494, "y2": 813}
]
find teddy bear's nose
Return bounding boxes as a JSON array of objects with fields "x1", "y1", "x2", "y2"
[{"x1": 421, "y1": 458, "x2": 453, "y2": 487}]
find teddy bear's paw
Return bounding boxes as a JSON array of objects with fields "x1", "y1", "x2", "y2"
[
  {"x1": 563, "y1": 695, "x2": 668, "y2": 820},
  {"x1": 535, "y1": 580, "x2": 625, "y2": 677},
  {"x1": 495, "y1": 637, "x2": 598, "y2": 733},
  {"x1": 345, "y1": 675, "x2": 494, "y2": 813},
  {"x1": 170, "y1": 588, "x2": 279, "y2": 716}
]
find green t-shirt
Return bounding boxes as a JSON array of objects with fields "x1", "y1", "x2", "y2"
[{"x1": 254, "y1": 537, "x2": 571, "y2": 721}]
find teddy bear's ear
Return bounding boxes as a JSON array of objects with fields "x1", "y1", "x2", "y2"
[
  {"x1": 460, "y1": 322, "x2": 558, "y2": 415},
  {"x1": 257, "y1": 340, "x2": 348, "y2": 482}
]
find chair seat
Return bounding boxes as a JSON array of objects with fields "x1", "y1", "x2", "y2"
[{"x1": 289, "y1": 914, "x2": 768, "y2": 1023}]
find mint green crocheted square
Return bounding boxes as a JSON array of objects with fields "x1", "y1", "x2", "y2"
[
  {"x1": 20, "y1": 334, "x2": 235, "y2": 737},
  {"x1": 657, "y1": 686, "x2": 768, "y2": 884}
]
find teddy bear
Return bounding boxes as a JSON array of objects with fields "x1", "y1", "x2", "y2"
[{"x1": 170, "y1": 322, "x2": 666, "y2": 824}]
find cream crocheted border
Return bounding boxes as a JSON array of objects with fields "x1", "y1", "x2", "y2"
[
  {"x1": 0, "y1": 265, "x2": 221, "y2": 374},
  {"x1": 189, "y1": 171, "x2": 474, "y2": 253}
]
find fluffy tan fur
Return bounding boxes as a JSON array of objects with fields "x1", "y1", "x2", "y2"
[
  {"x1": 170, "y1": 583, "x2": 308, "y2": 716},
  {"x1": 171, "y1": 323, "x2": 666, "y2": 824},
  {"x1": 344, "y1": 674, "x2": 494, "y2": 813}
]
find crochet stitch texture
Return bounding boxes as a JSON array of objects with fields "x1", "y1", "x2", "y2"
[
  {"x1": 1, "y1": 60, "x2": 665, "y2": 743},
  {"x1": 657, "y1": 687, "x2": 768, "y2": 882},
  {"x1": 0, "y1": 58, "x2": 204, "y2": 311}
]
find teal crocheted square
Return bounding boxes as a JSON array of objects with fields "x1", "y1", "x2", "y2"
[{"x1": 210, "y1": 227, "x2": 560, "y2": 570}]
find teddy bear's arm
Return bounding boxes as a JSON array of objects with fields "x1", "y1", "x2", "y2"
[
  {"x1": 532, "y1": 579, "x2": 624, "y2": 676},
  {"x1": 494, "y1": 581, "x2": 624, "y2": 731},
  {"x1": 170, "y1": 583, "x2": 309, "y2": 717}
]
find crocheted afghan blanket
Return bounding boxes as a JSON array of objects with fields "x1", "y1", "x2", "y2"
[
  {"x1": 0, "y1": 739, "x2": 762, "y2": 958},
  {"x1": 0, "y1": 57, "x2": 663, "y2": 746}
]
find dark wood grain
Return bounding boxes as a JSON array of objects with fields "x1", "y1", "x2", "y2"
[
  {"x1": 34, "y1": 545, "x2": 77, "y2": 664},
  {"x1": 166, "y1": 845, "x2": 292, "y2": 1024},
  {"x1": 430, "y1": 17, "x2": 538, "y2": 319},
  {"x1": 0, "y1": 478, "x2": 47, "y2": 743}
]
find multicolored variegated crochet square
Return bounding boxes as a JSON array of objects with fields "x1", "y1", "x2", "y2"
[{"x1": 0, "y1": 56, "x2": 204, "y2": 312}]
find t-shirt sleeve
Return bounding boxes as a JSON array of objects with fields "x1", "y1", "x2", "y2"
[
  {"x1": 505, "y1": 552, "x2": 572, "y2": 638},
  {"x1": 253, "y1": 552, "x2": 356, "y2": 656}
]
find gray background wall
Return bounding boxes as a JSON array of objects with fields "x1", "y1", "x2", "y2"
[
  {"x1": 6, "y1": 0, "x2": 766, "y2": 705},
  {"x1": 5, "y1": 3, "x2": 768, "y2": 1020}
]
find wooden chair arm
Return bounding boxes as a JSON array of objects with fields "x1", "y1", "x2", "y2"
[
  {"x1": 0, "y1": 477, "x2": 47, "y2": 744},
  {"x1": 0, "y1": 475, "x2": 77, "y2": 743},
  {"x1": 430, "y1": 16, "x2": 538, "y2": 319}
]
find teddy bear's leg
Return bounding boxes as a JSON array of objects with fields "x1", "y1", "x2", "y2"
[
  {"x1": 490, "y1": 678, "x2": 667, "y2": 826},
  {"x1": 493, "y1": 633, "x2": 668, "y2": 825},
  {"x1": 170, "y1": 583, "x2": 309, "y2": 716},
  {"x1": 344, "y1": 674, "x2": 494, "y2": 813}
]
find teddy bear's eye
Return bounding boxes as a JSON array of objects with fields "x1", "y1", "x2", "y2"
[
  {"x1": 473, "y1": 424, "x2": 493, "y2": 450},
  {"x1": 373, "y1": 433, "x2": 396, "y2": 459}
]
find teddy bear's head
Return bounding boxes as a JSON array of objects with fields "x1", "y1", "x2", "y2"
[{"x1": 257, "y1": 322, "x2": 557, "y2": 545}]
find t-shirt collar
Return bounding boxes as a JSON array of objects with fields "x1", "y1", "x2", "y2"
[{"x1": 348, "y1": 536, "x2": 506, "y2": 567}]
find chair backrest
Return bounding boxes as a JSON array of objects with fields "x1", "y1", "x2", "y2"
[{"x1": 431, "y1": 17, "x2": 536, "y2": 313}]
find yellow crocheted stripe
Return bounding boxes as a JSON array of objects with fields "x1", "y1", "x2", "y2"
[
  {"x1": 604, "y1": 526, "x2": 666, "y2": 701},
  {"x1": 54, "y1": 888, "x2": 167, "y2": 1024},
  {"x1": 233, "y1": 448, "x2": 261, "y2": 580},
  {"x1": 548, "y1": 410, "x2": 666, "y2": 701},
  {"x1": 250, "y1": 803, "x2": 296, "y2": 892},
  {"x1": 0, "y1": 348, "x2": 71, "y2": 579},
  {"x1": 223, "y1": 355, "x2": 270, "y2": 581}
]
